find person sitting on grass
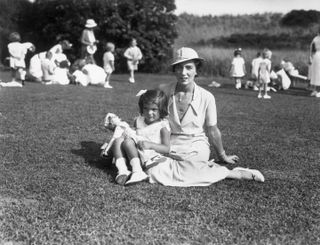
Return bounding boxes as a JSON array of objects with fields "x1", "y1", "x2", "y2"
[{"x1": 111, "y1": 89, "x2": 171, "y2": 185}]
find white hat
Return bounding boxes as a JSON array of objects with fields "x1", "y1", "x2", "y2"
[
  {"x1": 85, "y1": 19, "x2": 97, "y2": 28},
  {"x1": 171, "y1": 47, "x2": 204, "y2": 66}
]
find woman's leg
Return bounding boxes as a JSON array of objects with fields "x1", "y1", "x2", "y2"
[{"x1": 226, "y1": 168, "x2": 264, "y2": 182}]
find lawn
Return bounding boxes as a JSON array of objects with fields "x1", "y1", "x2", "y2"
[{"x1": 0, "y1": 71, "x2": 319, "y2": 244}]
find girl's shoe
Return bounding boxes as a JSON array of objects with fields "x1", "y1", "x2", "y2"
[
  {"x1": 233, "y1": 167, "x2": 265, "y2": 182},
  {"x1": 115, "y1": 171, "x2": 131, "y2": 185},
  {"x1": 263, "y1": 94, "x2": 271, "y2": 99},
  {"x1": 315, "y1": 92, "x2": 320, "y2": 98},
  {"x1": 125, "y1": 171, "x2": 148, "y2": 185},
  {"x1": 258, "y1": 94, "x2": 262, "y2": 99}
]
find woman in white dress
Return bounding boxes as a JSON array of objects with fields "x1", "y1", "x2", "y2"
[
  {"x1": 146, "y1": 47, "x2": 265, "y2": 187},
  {"x1": 309, "y1": 28, "x2": 320, "y2": 97}
]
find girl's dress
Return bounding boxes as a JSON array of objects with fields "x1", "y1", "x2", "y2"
[
  {"x1": 310, "y1": 35, "x2": 320, "y2": 86},
  {"x1": 230, "y1": 56, "x2": 245, "y2": 78},
  {"x1": 147, "y1": 82, "x2": 230, "y2": 187},
  {"x1": 251, "y1": 56, "x2": 263, "y2": 80},
  {"x1": 29, "y1": 52, "x2": 47, "y2": 80},
  {"x1": 8, "y1": 42, "x2": 33, "y2": 70},
  {"x1": 103, "y1": 51, "x2": 115, "y2": 74},
  {"x1": 134, "y1": 115, "x2": 170, "y2": 165},
  {"x1": 124, "y1": 46, "x2": 143, "y2": 70},
  {"x1": 258, "y1": 58, "x2": 271, "y2": 84}
]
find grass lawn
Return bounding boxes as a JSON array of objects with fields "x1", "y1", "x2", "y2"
[{"x1": 0, "y1": 71, "x2": 319, "y2": 244}]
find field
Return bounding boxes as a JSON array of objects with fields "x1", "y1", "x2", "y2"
[{"x1": 0, "y1": 70, "x2": 319, "y2": 244}]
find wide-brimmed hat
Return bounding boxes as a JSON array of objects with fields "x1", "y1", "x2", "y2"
[
  {"x1": 171, "y1": 47, "x2": 204, "y2": 66},
  {"x1": 85, "y1": 19, "x2": 97, "y2": 28}
]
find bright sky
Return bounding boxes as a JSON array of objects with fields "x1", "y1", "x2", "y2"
[{"x1": 175, "y1": 0, "x2": 320, "y2": 16}]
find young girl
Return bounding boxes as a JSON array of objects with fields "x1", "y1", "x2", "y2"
[
  {"x1": 103, "y1": 42, "x2": 115, "y2": 89},
  {"x1": 230, "y1": 48, "x2": 246, "y2": 89},
  {"x1": 257, "y1": 48, "x2": 272, "y2": 99},
  {"x1": 112, "y1": 90, "x2": 170, "y2": 185},
  {"x1": 123, "y1": 38, "x2": 143, "y2": 84},
  {"x1": 7, "y1": 32, "x2": 35, "y2": 86}
]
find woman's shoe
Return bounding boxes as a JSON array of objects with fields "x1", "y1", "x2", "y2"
[{"x1": 233, "y1": 167, "x2": 265, "y2": 182}]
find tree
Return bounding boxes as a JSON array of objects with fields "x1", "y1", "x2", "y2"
[
  {"x1": 17, "y1": 0, "x2": 178, "y2": 72},
  {"x1": 280, "y1": 10, "x2": 320, "y2": 27}
]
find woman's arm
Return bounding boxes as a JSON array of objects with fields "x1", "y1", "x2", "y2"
[
  {"x1": 207, "y1": 125, "x2": 239, "y2": 164},
  {"x1": 137, "y1": 127, "x2": 170, "y2": 154}
]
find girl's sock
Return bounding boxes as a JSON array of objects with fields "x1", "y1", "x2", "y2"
[
  {"x1": 130, "y1": 157, "x2": 143, "y2": 173},
  {"x1": 115, "y1": 158, "x2": 129, "y2": 175}
]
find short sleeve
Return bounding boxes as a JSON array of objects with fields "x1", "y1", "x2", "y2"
[
  {"x1": 205, "y1": 94, "x2": 217, "y2": 127},
  {"x1": 161, "y1": 119, "x2": 171, "y2": 132}
]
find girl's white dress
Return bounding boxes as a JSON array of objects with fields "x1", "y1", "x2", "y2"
[
  {"x1": 230, "y1": 56, "x2": 245, "y2": 78},
  {"x1": 124, "y1": 46, "x2": 143, "y2": 70},
  {"x1": 103, "y1": 51, "x2": 115, "y2": 74},
  {"x1": 258, "y1": 58, "x2": 271, "y2": 84},
  {"x1": 8, "y1": 42, "x2": 33, "y2": 69},
  {"x1": 135, "y1": 116, "x2": 170, "y2": 165}
]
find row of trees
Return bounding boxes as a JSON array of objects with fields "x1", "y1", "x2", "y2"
[{"x1": 0, "y1": 0, "x2": 178, "y2": 72}]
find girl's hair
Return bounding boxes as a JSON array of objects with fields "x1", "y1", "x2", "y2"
[
  {"x1": 262, "y1": 48, "x2": 272, "y2": 59},
  {"x1": 9, "y1": 32, "x2": 21, "y2": 42},
  {"x1": 106, "y1": 42, "x2": 115, "y2": 51},
  {"x1": 138, "y1": 90, "x2": 168, "y2": 118},
  {"x1": 234, "y1": 48, "x2": 242, "y2": 56}
]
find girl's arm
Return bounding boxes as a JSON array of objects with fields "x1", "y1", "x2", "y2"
[
  {"x1": 137, "y1": 127, "x2": 170, "y2": 154},
  {"x1": 110, "y1": 60, "x2": 115, "y2": 71}
]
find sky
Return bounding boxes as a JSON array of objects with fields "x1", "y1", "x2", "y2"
[{"x1": 175, "y1": 0, "x2": 320, "y2": 16}]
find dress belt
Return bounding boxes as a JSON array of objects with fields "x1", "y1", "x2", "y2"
[{"x1": 171, "y1": 132, "x2": 196, "y2": 137}]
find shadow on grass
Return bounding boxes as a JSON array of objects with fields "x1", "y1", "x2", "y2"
[{"x1": 71, "y1": 141, "x2": 116, "y2": 175}]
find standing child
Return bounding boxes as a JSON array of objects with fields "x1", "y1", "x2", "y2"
[
  {"x1": 7, "y1": 32, "x2": 35, "y2": 86},
  {"x1": 123, "y1": 38, "x2": 143, "y2": 84},
  {"x1": 112, "y1": 90, "x2": 170, "y2": 185},
  {"x1": 230, "y1": 48, "x2": 246, "y2": 89},
  {"x1": 249, "y1": 52, "x2": 263, "y2": 90},
  {"x1": 257, "y1": 48, "x2": 272, "y2": 99},
  {"x1": 103, "y1": 42, "x2": 115, "y2": 89},
  {"x1": 81, "y1": 19, "x2": 98, "y2": 64}
]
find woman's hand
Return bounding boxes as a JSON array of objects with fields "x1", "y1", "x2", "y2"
[{"x1": 218, "y1": 151, "x2": 239, "y2": 164}]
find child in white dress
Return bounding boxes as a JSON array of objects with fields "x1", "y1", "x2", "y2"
[
  {"x1": 123, "y1": 38, "x2": 143, "y2": 84},
  {"x1": 5, "y1": 32, "x2": 35, "y2": 86},
  {"x1": 112, "y1": 90, "x2": 170, "y2": 185},
  {"x1": 103, "y1": 42, "x2": 115, "y2": 88},
  {"x1": 230, "y1": 48, "x2": 246, "y2": 89},
  {"x1": 257, "y1": 49, "x2": 272, "y2": 99},
  {"x1": 249, "y1": 52, "x2": 263, "y2": 90}
]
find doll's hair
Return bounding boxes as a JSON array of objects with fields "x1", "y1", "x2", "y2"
[
  {"x1": 9, "y1": 32, "x2": 21, "y2": 42},
  {"x1": 138, "y1": 89, "x2": 168, "y2": 118}
]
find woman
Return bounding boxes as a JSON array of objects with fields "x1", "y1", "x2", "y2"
[
  {"x1": 145, "y1": 47, "x2": 265, "y2": 187},
  {"x1": 309, "y1": 28, "x2": 320, "y2": 97},
  {"x1": 81, "y1": 19, "x2": 98, "y2": 64}
]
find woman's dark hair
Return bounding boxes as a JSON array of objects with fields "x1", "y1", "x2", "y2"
[
  {"x1": 138, "y1": 90, "x2": 168, "y2": 118},
  {"x1": 172, "y1": 59, "x2": 202, "y2": 73}
]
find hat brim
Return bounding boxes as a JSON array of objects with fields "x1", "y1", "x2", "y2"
[
  {"x1": 171, "y1": 57, "x2": 204, "y2": 66},
  {"x1": 85, "y1": 24, "x2": 97, "y2": 28}
]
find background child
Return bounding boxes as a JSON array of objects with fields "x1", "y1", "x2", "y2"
[
  {"x1": 41, "y1": 51, "x2": 55, "y2": 83},
  {"x1": 257, "y1": 48, "x2": 272, "y2": 99},
  {"x1": 249, "y1": 52, "x2": 262, "y2": 90},
  {"x1": 103, "y1": 42, "x2": 115, "y2": 89},
  {"x1": 123, "y1": 38, "x2": 143, "y2": 84},
  {"x1": 7, "y1": 32, "x2": 35, "y2": 86},
  {"x1": 230, "y1": 48, "x2": 246, "y2": 89},
  {"x1": 81, "y1": 19, "x2": 98, "y2": 64},
  {"x1": 112, "y1": 90, "x2": 170, "y2": 185}
]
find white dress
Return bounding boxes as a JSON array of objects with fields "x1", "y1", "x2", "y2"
[
  {"x1": 135, "y1": 116, "x2": 170, "y2": 164},
  {"x1": 103, "y1": 51, "x2": 115, "y2": 74},
  {"x1": 231, "y1": 56, "x2": 245, "y2": 78},
  {"x1": 147, "y1": 83, "x2": 230, "y2": 187},
  {"x1": 310, "y1": 35, "x2": 320, "y2": 86},
  {"x1": 124, "y1": 46, "x2": 143, "y2": 70}
]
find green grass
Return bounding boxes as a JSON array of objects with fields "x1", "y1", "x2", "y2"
[{"x1": 0, "y1": 71, "x2": 320, "y2": 244}]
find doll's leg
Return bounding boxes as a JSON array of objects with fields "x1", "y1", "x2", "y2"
[{"x1": 122, "y1": 138, "x2": 148, "y2": 185}]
